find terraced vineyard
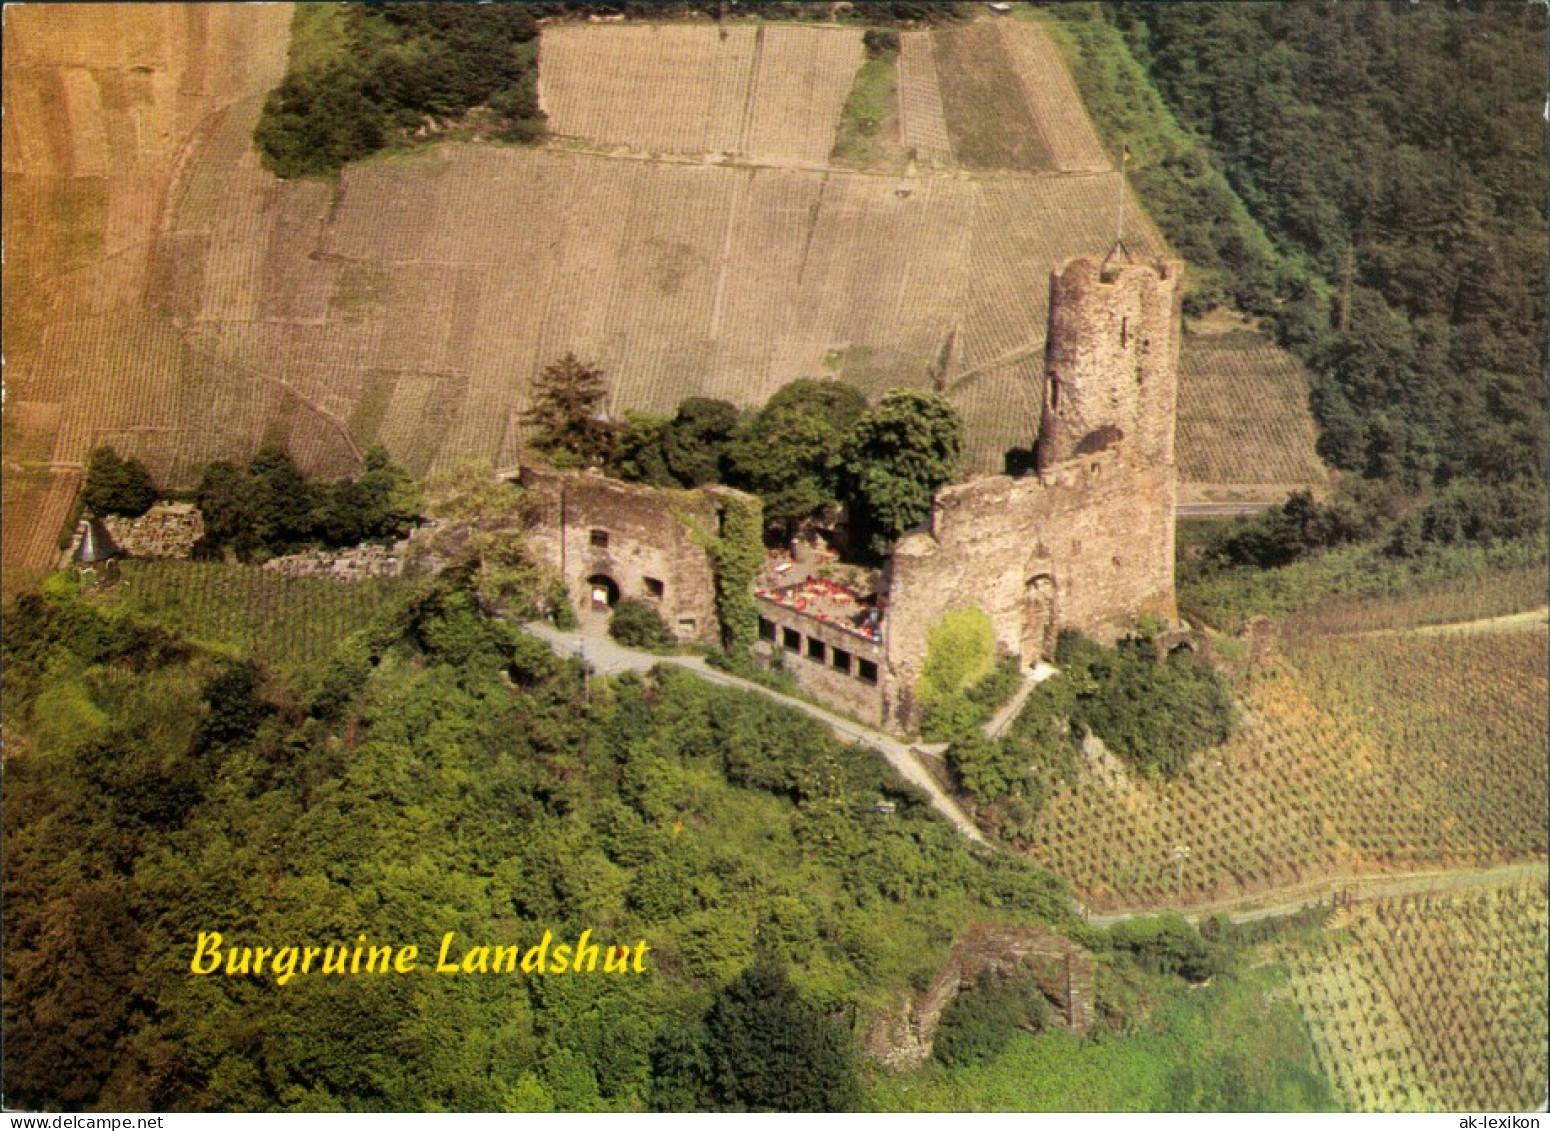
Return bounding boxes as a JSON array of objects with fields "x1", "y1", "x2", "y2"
[
  {"x1": 2, "y1": 3, "x2": 294, "y2": 592},
  {"x1": 1023, "y1": 631, "x2": 1548, "y2": 911},
  {"x1": 1281, "y1": 565, "x2": 1548, "y2": 637},
  {"x1": 96, "y1": 560, "x2": 402, "y2": 675},
  {"x1": 1280, "y1": 881, "x2": 1549, "y2": 1111},
  {"x1": 540, "y1": 23, "x2": 863, "y2": 165},
  {"x1": 1175, "y1": 331, "x2": 1328, "y2": 490},
  {"x1": 932, "y1": 20, "x2": 1054, "y2": 172},
  {"x1": 2, "y1": 5, "x2": 1323, "y2": 589},
  {"x1": 896, "y1": 32, "x2": 953, "y2": 167}
]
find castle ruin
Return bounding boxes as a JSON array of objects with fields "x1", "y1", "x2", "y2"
[
  {"x1": 524, "y1": 253, "x2": 1183, "y2": 733},
  {"x1": 757, "y1": 254, "x2": 1183, "y2": 732},
  {"x1": 521, "y1": 464, "x2": 753, "y2": 647}
]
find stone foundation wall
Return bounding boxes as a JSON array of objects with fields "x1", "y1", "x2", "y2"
[
  {"x1": 521, "y1": 466, "x2": 747, "y2": 646},
  {"x1": 755, "y1": 598, "x2": 887, "y2": 726}
]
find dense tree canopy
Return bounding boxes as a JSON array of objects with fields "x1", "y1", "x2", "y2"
[
  {"x1": 193, "y1": 444, "x2": 421, "y2": 562},
  {"x1": 255, "y1": 4, "x2": 544, "y2": 177},
  {"x1": 1099, "y1": 3, "x2": 1546, "y2": 503},
  {"x1": 83, "y1": 447, "x2": 159, "y2": 518},
  {"x1": 660, "y1": 398, "x2": 741, "y2": 488},
  {"x1": 1, "y1": 572, "x2": 1081, "y2": 1112},
  {"x1": 728, "y1": 380, "x2": 870, "y2": 533},
  {"x1": 837, "y1": 390, "x2": 964, "y2": 556},
  {"x1": 1053, "y1": 629, "x2": 1235, "y2": 782},
  {"x1": 701, "y1": 962, "x2": 859, "y2": 1112}
]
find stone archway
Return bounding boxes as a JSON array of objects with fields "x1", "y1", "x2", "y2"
[
  {"x1": 586, "y1": 573, "x2": 620, "y2": 611},
  {"x1": 1023, "y1": 572, "x2": 1057, "y2": 661}
]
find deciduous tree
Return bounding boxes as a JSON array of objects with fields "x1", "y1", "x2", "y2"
[{"x1": 837, "y1": 389, "x2": 963, "y2": 556}]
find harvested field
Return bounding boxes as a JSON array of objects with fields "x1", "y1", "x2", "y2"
[
  {"x1": 539, "y1": 22, "x2": 861, "y2": 164},
  {"x1": 1175, "y1": 330, "x2": 1329, "y2": 489}
]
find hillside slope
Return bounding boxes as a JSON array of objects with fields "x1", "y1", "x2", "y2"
[{"x1": 1, "y1": 6, "x2": 1325, "y2": 587}]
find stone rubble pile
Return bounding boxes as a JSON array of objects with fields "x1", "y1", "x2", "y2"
[{"x1": 101, "y1": 502, "x2": 204, "y2": 560}]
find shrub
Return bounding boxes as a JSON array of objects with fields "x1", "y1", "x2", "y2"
[
  {"x1": 609, "y1": 599, "x2": 675, "y2": 652},
  {"x1": 1107, "y1": 914, "x2": 1223, "y2": 983},
  {"x1": 862, "y1": 28, "x2": 900, "y2": 59},
  {"x1": 945, "y1": 732, "x2": 1027, "y2": 804},
  {"x1": 1055, "y1": 630, "x2": 1235, "y2": 781},
  {"x1": 918, "y1": 608, "x2": 994, "y2": 710},
  {"x1": 546, "y1": 580, "x2": 579, "y2": 630},
  {"x1": 966, "y1": 654, "x2": 1023, "y2": 709},
  {"x1": 933, "y1": 974, "x2": 1052, "y2": 1067},
  {"x1": 83, "y1": 447, "x2": 158, "y2": 518},
  {"x1": 920, "y1": 693, "x2": 985, "y2": 742}
]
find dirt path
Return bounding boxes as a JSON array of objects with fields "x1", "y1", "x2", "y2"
[
  {"x1": 982, "y1": 661, "x2": 1057, "y2": 739},
  {"x1": 1350, "y1": 607, "x2": 1549, "y2": 638},
  {"x1": 1085, "y1": 860, "x2": 1548, "y2": 926}
]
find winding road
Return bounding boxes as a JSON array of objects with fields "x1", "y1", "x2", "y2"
[{"x1": 520, "y1": 616, "x2": 1547, "y2": 924}]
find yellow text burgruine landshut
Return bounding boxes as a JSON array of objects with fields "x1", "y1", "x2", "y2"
[{"x1": 190, "y1": 930, "x2": 650, "y2": 986}]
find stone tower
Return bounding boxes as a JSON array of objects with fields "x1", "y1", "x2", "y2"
[{"x1": 1036, "y1": 255, "x2": 1182, "y2": 473}]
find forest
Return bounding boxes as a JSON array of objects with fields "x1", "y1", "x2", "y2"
[
  {"x1": 1, "y1": 570, "x2": 1333, "y2": 1111},
  {"x1": 254, "y1": 4, "x2": 546, "y2": 176},
  {"x1": 1049, "y1": 2, "x2": 1546, "y2": 509}
]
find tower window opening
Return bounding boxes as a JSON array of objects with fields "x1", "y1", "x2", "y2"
[{"x1": 1120, "y1": 316, "x2": 1129, "y2": 348}]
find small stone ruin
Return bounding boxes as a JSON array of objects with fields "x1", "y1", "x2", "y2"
[
  {"x1": 260, "y1": 540, "x2": 410, "y2": 582},
  {"x1": 863, "y1": 922, "x2": 1096, "y2": 1070},
  {"x1": 100, "y1": 502, "x2": 204, "y2": 560}
]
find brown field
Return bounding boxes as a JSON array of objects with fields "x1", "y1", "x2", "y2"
[
  {"x1": 1, "y1": 3, "x2": 293, "y2": 592},
  {"x1": 539, "y1": 23, "x2": 862, "y2": 165},
  {"x1": 1175, "y1": 330, "x2": 1330, "y2": 488},
  {"x1": 932, "y1": 21, "x2": 1054, "y2": 173},
  {"x1": 1280, "y1": 880, "x2": 1549, "y2": 1111},
  {"x1": 896, "y1": 32, "x2": 953, "y2": 167},
  {"x1": 1024, "y1": 630, "x2": 1548, "y2": 912},
  {"x1": 994, "y1": 19, "x2": 1111, "y2": 173},
  {"x1": 2, "y1": 5, "x2": 1325, "y2": 589}
]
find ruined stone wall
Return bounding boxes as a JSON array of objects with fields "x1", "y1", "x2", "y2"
[
  {"x1": 879, "y1": 255, "x2": 1181, "y2": 733},
  {"x1": 520, "y1": 466, "x2": 729, "y2": 645},
  {"x1": 863, "y1": 922, "x2": 1095, "y2": 1070},
  {"x1": 101, "y1": 502, "x2": 203, "y2": 559},
  {"x1": 754, "y1": 599, "x2": 888, "y2": 726},
  {"x1": 262, "y1": 541, "x2": 408, "y2": 582},
  {"x1": 884, "y1": 458, "x2": 1175, "y2": 727}
]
